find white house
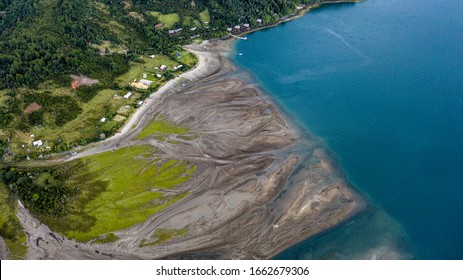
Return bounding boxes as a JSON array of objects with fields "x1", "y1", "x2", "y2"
[
  {"x1": 160, "y1": 65, "x2": 167, "y2": 71},
  {"x1": 149, "y1": 55, "x2": 155, "y2": 59},
  {"x1": 139, "y1": 79, "x2": 153, "y2": 86},
  {"x1": 124, "y1": 92, "x2": 133, "y2": 99},
  {"x1": 32, "y1": 140, "x2": 43, "y2": 147},
  {"x1": 156, "y1": 74, "x2": 162, "y2": 78},
  {"x1": 100, "y1": 117, "x2": 106, "y2": 123},
  {"x1": 256, "y1": 19, "x2": 263, "y2": 24}
]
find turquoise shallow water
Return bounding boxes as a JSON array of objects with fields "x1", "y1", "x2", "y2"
[{"x1": 232, "y1": 0, "x2": 463, "y2": 259}]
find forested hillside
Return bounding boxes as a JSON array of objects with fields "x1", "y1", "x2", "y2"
[
  {"x1": 0, "y1": 0, "x2": 329, "y2": 89},
  {"x1": 0, "y1": 0, "x2": 332, "y2": 160}
]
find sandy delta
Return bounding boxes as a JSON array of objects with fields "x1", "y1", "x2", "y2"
[{"x1": 9, "y1": 40, "x2": 364, "y2": 259}]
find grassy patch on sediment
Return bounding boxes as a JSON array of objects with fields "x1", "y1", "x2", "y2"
[
  {"x1": 139, "y1": 228, "x2": 188, "y2": 247},
  {"x1": 91, "y1": 232, "x2": 119, "y2": 244},
  {"x1": 135, "y1": 117, "x2": 189, "y2": 140},
  {"x1": 150, "y1": 12, "x2": 180, "y2": 28},
  {"x1": 1, "y1": 145, "x2": 196, "y2": 243},
  {"x1": 0, "y1": 182, "x2": 28, "y2": 259},
  {"x1": 176, "y1": 51, "x2": 198, "y2": 67},
  {"x1": 53, "y1": 146, "x2": 193, "y2": 242}
]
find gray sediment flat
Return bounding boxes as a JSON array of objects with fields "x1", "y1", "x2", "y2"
[{"x1": 18, "y1": 41, "x2": 364, "y2": 259}]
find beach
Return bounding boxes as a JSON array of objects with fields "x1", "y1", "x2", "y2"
[{"x1": 17, "y1": 40, "x2": 364, "y2": 259}]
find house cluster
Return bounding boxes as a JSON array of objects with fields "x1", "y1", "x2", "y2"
[{"x1": 228, "y1": 22, "x2": 255, "y2": 34}]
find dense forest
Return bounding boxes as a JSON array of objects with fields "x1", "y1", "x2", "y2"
[{"x1": 0, "y1": 0, "x2": 328, "y2": 89}]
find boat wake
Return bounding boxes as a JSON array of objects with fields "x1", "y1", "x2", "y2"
[{"x1": 324, "y1": 28, "x2": 370, "y2": 60}]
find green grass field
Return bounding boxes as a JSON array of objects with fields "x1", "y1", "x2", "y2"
[
  {"x1": 0, "y1": 182, "x2": 28, "y2": 259},
  {"x1": 27, "y1": 88, "x2": 128, "y2": 144},
  {"x1": 0, "y1": 89, "x2": 10, "y2": 104},
  {"x1": 115, "y1": 55, "x2": 179, "y2": 89},
  {"x1": 91, "y1": 232, "x2": 119, "y2": 244},
  {"x1": 176, "y1": 51, "x2": 198, "y2": 67},
  {"x1": 183, "y1": 16, "x2": 192, "y2": 26},
  {"x1": 45, "y1": 145, "x2": 196, "y2": 242},
  {"x1": 150, "y1": 12, "x2": 180, "y2": 28},
  {"x1": 199, "y1": 9, "x2": 211, "y2": 23},
  {"x1": 90, "y1": 40, "x2": 126, "y2": 54}
]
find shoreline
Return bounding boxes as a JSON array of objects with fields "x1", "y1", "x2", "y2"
[
  {"x1": 17, "y1": 40, "x2": 365, "y2": 259},
  {"x1": 67, "y1": 40, "x2": 220, "y2": 160},
  {"x1": 12, "y1": 1, "x2": 367, "y2": 259},
  {"x1": 224, "y1": 0, "x2": 361, "y2": 40},
  {"x1": 57, "y1": 0, "x2": 359, "y2": 161}
]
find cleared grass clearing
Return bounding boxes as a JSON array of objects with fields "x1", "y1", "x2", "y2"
[
  {"x1": 183, "y1": 16, "x2": 192, "y2": 26},
  {"x1": 0, "y1": 182, "x2": 28, "y2": 259},
  {"x1": 193, "y1": 19, "x2": 202, "y2": 27},
  {"x1": 150, "y1": 12, "x2": 180, "y2": 28},
  {"x1": 60, "y1": 145, "x2": 195, "y2": 242},
  {"x1": 0, "y1": 89, "x2": 10, "y2": 104},
  {"x1": 28, "y1": 89, "x2": 128, "y2": 144},
  {"x1": 199, "y1": 9, "x2": 210, "y2": 23},
  {"x1": 115, "y1": 55, "x2": 178, "y2": 89},
  {"x1": 90, "y1": 40, "x2": 126, "y2": 54}
]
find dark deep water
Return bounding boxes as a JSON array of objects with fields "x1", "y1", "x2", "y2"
[{"x1": 232, "y1": 0, "x2": 463, "y2": 259}]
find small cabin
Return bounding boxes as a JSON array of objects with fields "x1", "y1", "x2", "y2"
[{"x1": 32, "y1": 140, "x2": 43, "y2": 147}]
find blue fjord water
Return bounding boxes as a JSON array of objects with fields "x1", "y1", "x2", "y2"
[{"x1": 232, "y1": 0, "x2": 463, "y2": 259}]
